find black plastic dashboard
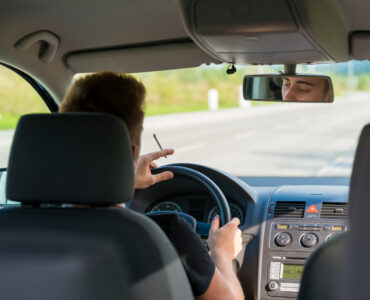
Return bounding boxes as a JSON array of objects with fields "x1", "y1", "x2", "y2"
[
  {"x1": 130, "y1": 164, "x2": 350, "y2": 300},
  {"x1": 147, "y1": 194, "x2": 246, "y2": 224}
]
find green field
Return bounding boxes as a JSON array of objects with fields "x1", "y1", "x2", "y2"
[
  {"x1": 0, "y1": 64, "x2": 369, "y2": 129},
  {"x1": 136, "y1": 65, "x2": 253, "y2": 116},
  {"x1": 0, "y1": 66, "x2": 48, "y2": 129}
]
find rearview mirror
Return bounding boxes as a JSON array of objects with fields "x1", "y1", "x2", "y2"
[{"x1": 243, "y1": 75, "x2": 334, "y2": 102}]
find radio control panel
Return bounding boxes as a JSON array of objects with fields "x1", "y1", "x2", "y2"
[
  {"x1": 266, "y1": 257, "x2": 305, "y2": 297},
  {"x1": 270, "y1": 222, "x2": 347, "y2": 251},
  {"x1": 262, "y1": 220, "x2": 348, "y2": 298},
  {"x1": 259, "y1": 187, "x2": 349, "y2": 299}
]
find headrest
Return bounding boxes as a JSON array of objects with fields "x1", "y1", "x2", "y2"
[
  {"x1": 349, "y1": 123, "x2": 370, "y2": 221},
  {"x1": 6, "y1": 113, "x2": 134, "y2": 205},
  {"x1": 346, "y1": 123, "x2": 370, "y2": 300}
]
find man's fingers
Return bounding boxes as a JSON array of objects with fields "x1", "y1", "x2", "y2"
[
  {"x1": 210, "y1": 215, "x2": 220, "y2": 233},
  {"x1": 150, "y1": 162, "x2": 158, "y2": 169},
  {"x1": 230, "y1": 217, "x2": 241, "y2": 227},
  {"x1": 151, "y1": 171, "x2": 174, "y2": 184},
  {"x1": 147, "y1": 148, "x2": 175, "y2": 161}
]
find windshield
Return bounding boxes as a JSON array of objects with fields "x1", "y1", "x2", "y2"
[
  {"x1": 2, "y1": 62, "x2": 368, "y2": 177},
  {"x1": 135, "y1": 61, "x2": 370, "y2": 177}
]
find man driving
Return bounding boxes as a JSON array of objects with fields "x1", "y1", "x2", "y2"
[
  {"x1": 282, "y1": 76, "x2": 332, "y2": 101},
  {"x1": 59, "y1": 71, "x2": 244, "y2": 300}
]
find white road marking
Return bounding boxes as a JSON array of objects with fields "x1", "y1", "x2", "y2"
[
  {"x1": 175, "y1": 142, "x2": 206, "y2": 154},
  {"x1": 233, "y1": 131, "x2": 256, "y2": 140}
]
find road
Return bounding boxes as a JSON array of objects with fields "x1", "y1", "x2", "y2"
[
  {"x1": 141, "y1": 92, "x2": 370, "y2": 177},
  {"x1": 1, "y1": 92, "x2": 370, "y2": 177}
]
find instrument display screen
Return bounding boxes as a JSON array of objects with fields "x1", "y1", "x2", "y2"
[{"x1": 282, "y1": 264, "x2": 304, "y2": 280}]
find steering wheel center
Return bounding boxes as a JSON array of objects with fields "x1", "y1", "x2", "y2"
[{"x1": 152, "y1": 165, "x2": 231, "y2": 228}]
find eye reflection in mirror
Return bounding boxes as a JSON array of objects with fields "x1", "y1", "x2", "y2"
[
  {"x1": 243, "y1": 74, "x2": 334, "y2": 103},
  {"x1": 282, "y1": 77, "x2": 332, "y2": 102}
]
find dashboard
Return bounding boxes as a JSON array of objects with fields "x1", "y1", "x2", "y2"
[
  {"x1": 149, "y1": 195, "x2": 245, "y2": 224},
  {"x1": 130, "y1": 163, "x2": 349, "y2": 300}
]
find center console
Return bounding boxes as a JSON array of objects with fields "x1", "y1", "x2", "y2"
[{"x1": 259, "y1": 186, "x2": 349, "y2": 300}]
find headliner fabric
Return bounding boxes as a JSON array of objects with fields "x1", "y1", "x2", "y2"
[{"x1": 6, "y1": 113, "x2": 134, "y2": 205}]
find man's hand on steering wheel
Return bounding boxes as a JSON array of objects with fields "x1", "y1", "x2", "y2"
[
  {"x1": 208, "y1": 215, "x2": 243, "y2": 260},
  {"x1": 135, "y1": 149, "x2": 175, "y2": 189}
]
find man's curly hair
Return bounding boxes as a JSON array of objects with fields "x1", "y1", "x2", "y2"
[{"x1": 60, "y1": 71, "x2": 145, "y2": 144}]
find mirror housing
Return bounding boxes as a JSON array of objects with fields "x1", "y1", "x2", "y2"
[{"x1": 243, "y1": 74, "x2": 334, "y2": 103}]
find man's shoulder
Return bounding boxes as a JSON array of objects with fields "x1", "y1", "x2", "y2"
[{"x1": 147, "y1": 212, "x2": 195, "y2": 235}]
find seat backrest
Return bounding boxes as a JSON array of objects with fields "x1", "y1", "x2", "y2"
[
  {"x1": 1, "y1": 113, "x2": 193, "y2": 300},
  {"x1": 343, "y1": 123, "x2": 370, "y2": 300},
  {"x1": 298, "y1": 233, "x2": 347, "y2": 300},
  {"x1": 299, "y1": 124, "x2": 370, "y2": 300}
]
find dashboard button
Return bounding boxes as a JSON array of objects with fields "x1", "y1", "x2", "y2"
[
  {"x1": 301, "y1": 233, "x2": 318, "y2": 248},
  {"x1": 323, "y1": 225, "x2": 332, "y2": 231},
  {"x1": 306, "y1": 204, "x2": 319, "y2": 213},
  {"x1": 332, "y1": 225, "x2": 344, "y2": 231},
  {"x1": 288, "y1": 224, "x2": 298, "y2": 229},
  {"x1": 275, "y1": 232, "x2": 292, "y2": 247},
  {"x1": 276, "y1": 224, "x2": 288, "y2": 230},
  {"x1": 268, "y1": 281, "x2": 279, "y2": 291},
  {"x1": 270, "y1": 262, "x2": 281, "y2": 280},
  {"x1": 299, "y1": 225, "x2": 321, "y2": 231}
]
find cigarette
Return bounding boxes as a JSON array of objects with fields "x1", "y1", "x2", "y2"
[{"x1": 153, "y1": 133, "x2": 167, "y2": 158}]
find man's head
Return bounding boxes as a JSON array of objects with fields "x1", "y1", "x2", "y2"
[
  {"x1": 60, "y1": 71, "x2": 146, "y2": 161},
  {"x1": 281, "y1": 76, "x2": 332, "y2": 102}
]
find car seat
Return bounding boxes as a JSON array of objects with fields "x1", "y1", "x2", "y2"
[
  {"x1": 298, "y1": 123, "x2": 370, "y2": 300},
  {"x1": 0, "y1": 113, "x2": 193, "y2": 300}
]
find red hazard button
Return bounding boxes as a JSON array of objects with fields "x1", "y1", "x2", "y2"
[{"x1": 306, "y1": 205, "x2": 319, "y2": 213}]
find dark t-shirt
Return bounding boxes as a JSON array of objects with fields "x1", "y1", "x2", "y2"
[{"x1": 148, "y1": 213, "x2": 215, "y2": 297}]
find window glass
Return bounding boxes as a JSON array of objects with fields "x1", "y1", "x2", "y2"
[
  {"x1": 135, "y1": 61, "x2": 370, "y2": 177},
  {"x1": 0, "y1": 65, "x2": 49, "y2": 167},
  {"x1": 76, "y1": 60, "x2": 370, "y2": 177}
]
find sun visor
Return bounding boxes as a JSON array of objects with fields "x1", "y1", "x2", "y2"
[
  {"x1": 65, "y1": 41, "x2": 220, "y2": 73},
  {"x1": 351, "y1": 32, "x2": 370, "y2": 61},
  {"x1": 175, "y1": 0, "x2": 350, "y2": 64}
]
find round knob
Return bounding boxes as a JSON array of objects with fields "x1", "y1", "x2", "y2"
[
  {"x1": 326, "y1": 233, "x2": 340, "y2": 242},
  {"x1": 275, "y1": 232, "x2": 292, "y2": 247},
  {"x1": 301, "y1": 233, "x2": 318, "y2": 248},
  {"x1": 268, "y1": 281, "x2": 279, "y2": 291}
]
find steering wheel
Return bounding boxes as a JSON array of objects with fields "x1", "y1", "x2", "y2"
[{"x1": 147, "y1": 165, "x2": 231, "y2": 236}]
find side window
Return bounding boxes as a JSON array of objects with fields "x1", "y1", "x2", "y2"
[
  {"x1": 0, "y1": 65, "x2": 49, "y2": 167},
  {"x1": 0, "y1": 65, "x2": 50, "y2": 203}
]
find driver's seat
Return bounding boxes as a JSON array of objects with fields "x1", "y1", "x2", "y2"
[{"x1": 0, "y1": 113, "x2": 193, "y2": 300}]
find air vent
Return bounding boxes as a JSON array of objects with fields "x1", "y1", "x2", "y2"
[
  {"x1": 273, "y1": 201, "x2": 306, "y2": 218},
  {"x1": 320, "y1": 202, "x2": 349, "y2": 219}
]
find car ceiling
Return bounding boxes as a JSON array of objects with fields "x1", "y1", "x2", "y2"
[{"x1": 0, "y1": 0, "x2": 369, "y2": 103}]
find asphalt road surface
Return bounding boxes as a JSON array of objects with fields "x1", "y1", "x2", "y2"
[
  {"x1": 1, "y1": 92, "x2": 370, "y2": 177},
  {"x1": 141, "y1": 92, "x2": 370, "y2": 177}
]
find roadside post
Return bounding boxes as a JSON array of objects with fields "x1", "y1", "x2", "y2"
[{"x1": 208, "y1": 89, "x2": 218, "y2": 111}]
